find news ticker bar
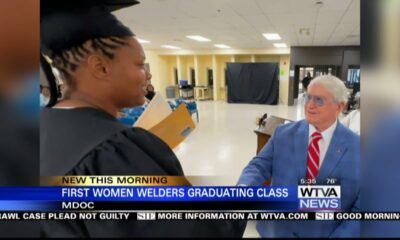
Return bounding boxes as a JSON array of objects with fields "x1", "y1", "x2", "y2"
[{"x1": 1, "y1": 212, "x2": 400, "y2": 221}]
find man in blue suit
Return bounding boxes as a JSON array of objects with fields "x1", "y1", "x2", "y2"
[{"x1": 238, "y1": 75, "x2": 360, "y2": 237}]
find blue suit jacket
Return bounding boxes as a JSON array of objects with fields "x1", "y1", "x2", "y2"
[{"x1": 237, "y1": 120, "x2": 360, "y2": 238}]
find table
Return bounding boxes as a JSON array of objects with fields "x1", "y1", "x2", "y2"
[{"x1": 194, "y1": 86, "x2": 212, "y2": 101}]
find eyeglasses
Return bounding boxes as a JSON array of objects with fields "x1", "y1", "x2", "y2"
[{"x1": 305, "y1": 94, "x2": 330, "y2": 107}]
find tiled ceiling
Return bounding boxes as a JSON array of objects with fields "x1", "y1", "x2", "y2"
[{"x1": 114, "y1": 0, "x2": 360, "y2": 50}]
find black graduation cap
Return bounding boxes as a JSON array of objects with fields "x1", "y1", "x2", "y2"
[
  {"x1": 40, "y1": 0, "x2": 140, "y2": 107},
  {"x1": 41, "y1": 0, "x2": 140, "y2": 58}
]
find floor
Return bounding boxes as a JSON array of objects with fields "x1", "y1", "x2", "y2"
[{"x1": 172, "y1": 100, "x2": 304, "y2": 238}]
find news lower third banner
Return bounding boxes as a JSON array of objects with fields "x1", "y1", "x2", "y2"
[
  {"x1": 0, "y1": 176, "x2": 342, "y2": 214},
  {"x1": 0, "y1": 186, "x2": 299, "y2": 211},
  {"x1": 0, "y1": 176, "x2": 399, "y2": 221}
]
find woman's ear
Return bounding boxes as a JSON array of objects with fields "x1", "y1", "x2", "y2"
[{"x1": 87, "y1": 54, "x2": 108, "y2": 79}]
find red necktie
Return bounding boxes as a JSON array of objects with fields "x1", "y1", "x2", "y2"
[{"x1": 306, "y1": 132, "x2": 322, "y2": 181}]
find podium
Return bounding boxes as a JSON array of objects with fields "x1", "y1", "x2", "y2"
[
  {"x1": 254, "y1": 115, "x2": 292, "y2": 153},
  {"x1": 254, "y1": 115, "x2": 292, "y2": 186}
]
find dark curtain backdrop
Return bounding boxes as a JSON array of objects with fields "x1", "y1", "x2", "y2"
[{"x1": 227, "y1": 62, "x2": 279, "y2": 104}]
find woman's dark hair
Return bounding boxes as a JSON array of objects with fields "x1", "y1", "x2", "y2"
[{"x1": 40, "y1": 37, "x2": 129, "y2": 107}]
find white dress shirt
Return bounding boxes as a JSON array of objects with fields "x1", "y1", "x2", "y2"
[
  {"x1": 341, "y1": 109, "x2": 360, "y2": 135},
  {"x1": 308, "y1": 120, "x2": 337, "y2": 168}
]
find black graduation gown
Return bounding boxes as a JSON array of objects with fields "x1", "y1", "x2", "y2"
[
  {"x1": 0, "y1": 103, "x2": 39, "y2": 237},
  {"x1": 40, "y1": 107, "x2": 246, "y2": 237}
]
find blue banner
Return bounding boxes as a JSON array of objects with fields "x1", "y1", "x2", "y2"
[{"x1": 0, "y1": 186, "x2": 297, "y2": 202}]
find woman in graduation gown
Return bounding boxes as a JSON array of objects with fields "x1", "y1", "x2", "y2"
[{"x1": 40, "y1": 0, "x2": 245, "y2": 237}]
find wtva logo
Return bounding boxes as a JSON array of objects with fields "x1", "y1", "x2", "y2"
[{"x1": 298, "y1": 185, "x2": 341, "y2": 210}]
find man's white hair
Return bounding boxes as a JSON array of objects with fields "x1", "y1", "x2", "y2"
[{"x1": 308, "y1": 75, "x2": 348, "y2": 103}]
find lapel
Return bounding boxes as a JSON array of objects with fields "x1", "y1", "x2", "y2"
[
  {"x1": 295, "y1": 121, "x2": 309, "y2": 181},
  {"x1": 316, "y1": 122, "x2": 347, "y2": 182}
]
